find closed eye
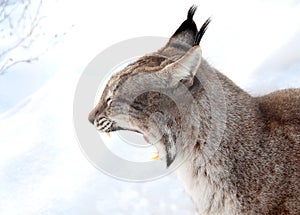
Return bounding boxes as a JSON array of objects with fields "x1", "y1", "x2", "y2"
[{"x1": 106, "y1": 97, "x2": 112, "y2": 106}]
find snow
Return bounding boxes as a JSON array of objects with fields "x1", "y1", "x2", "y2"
[{"x1": 0, "y1": 0, "x2": 300, "y2": 214}]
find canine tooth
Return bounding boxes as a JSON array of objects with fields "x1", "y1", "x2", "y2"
[
  {"x1": 151, "y1": 152, "x2": 159, "y2": 160},
  {"x1": 106, "y1": 132, "x2": 110, "y2": 137}
]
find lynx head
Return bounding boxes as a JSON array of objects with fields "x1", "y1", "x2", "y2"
[{"x1": 88, "y1": 6, "x2": 210, "y2": 167}]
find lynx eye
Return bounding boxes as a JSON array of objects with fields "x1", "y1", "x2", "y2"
[{"x1": 106, "y1": 97, "x2": 112, "y2": 106}]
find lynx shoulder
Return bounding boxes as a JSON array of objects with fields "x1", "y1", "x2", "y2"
[{"x1": 257, "y1": 88, "x2": 300, "y2": 125}]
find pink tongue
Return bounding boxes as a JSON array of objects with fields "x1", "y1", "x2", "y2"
[{"x1": 143, "y1": 135, "x2": 150, "y2": 144}]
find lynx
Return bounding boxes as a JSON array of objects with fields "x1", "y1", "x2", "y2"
[{"x1": 88, "y1": 6, "x2": 300, "y2": 214}]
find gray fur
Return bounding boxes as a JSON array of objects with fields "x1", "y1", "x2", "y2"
[{"x1": 88, "y1": 7, "x2": 300, "y2": 215}]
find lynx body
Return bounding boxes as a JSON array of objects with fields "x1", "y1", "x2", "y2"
[{"x1": 88, "y1": 6, "x2": 300, "y2": 214}]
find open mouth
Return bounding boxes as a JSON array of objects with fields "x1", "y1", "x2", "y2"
[
  {"x1": 100, "y1": 129, "x2": 161, "y2": 162},
  {"x1": 142, "y1": 135, "x2": 159, "y2": 160},
  {"x1": 92, "y1": 117, "x2": 161, "y2": 161}
]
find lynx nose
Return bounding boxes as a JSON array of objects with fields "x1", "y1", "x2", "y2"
[{"x1": 88, "y1": 109, "x2": 98, "y2": 124}]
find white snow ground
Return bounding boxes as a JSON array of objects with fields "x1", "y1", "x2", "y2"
[{"x1": 0, "y1": 1, "x2": 300, "y2": 215}]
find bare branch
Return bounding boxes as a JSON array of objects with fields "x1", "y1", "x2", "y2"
[
  {"x1": 0, "y1": 57, "x2": 39, "y2": 75},
  {"x1": 0, "y1": 0, "x2": 65, "y2": 75}
]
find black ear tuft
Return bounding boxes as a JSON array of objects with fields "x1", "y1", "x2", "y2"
[
  {"x1": 193, "y1": 17, "x2": 211, "y2": 46},
  {"x1": 172, "y1": 5, "x2": 198, "y2": 37},
  {"x1": 187, "y1": 5, "x2": 198, "y2": 21}
]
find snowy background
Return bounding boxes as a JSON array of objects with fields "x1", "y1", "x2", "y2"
[{"x1": 1, "y1": 0, "x2": 300, "y2": 214}]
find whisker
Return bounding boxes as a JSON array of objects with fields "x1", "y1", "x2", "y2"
[
  {"x1": 103, "y1": 121, "x2": 112, "y2": 132},
  {"x1": 99, "y1": 120, "x2": 110, "y2": 129},
  {"x1": 98, "y1": 117, "x2": 107, "y2": 126}
]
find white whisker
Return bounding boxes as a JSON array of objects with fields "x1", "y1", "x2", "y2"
[{"x1": 102, "y1": 121, "x2": 112, "y2": 132}]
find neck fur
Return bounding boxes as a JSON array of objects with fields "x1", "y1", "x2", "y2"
[{"x1": 174, "y1": 59, "x2": 261, "y2": 214}]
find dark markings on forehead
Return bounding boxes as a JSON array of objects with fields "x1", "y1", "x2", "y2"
[{"x1": 110, "y1": 55, "x2": 171, "y2": 94}]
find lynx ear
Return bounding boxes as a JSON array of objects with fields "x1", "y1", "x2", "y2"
[
  {"x1": 164, "y1": 46, "x2": 202, "y2": 86},
  {"x1": 164, "y1": 17, "x2": 210, "y2": 86}
]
